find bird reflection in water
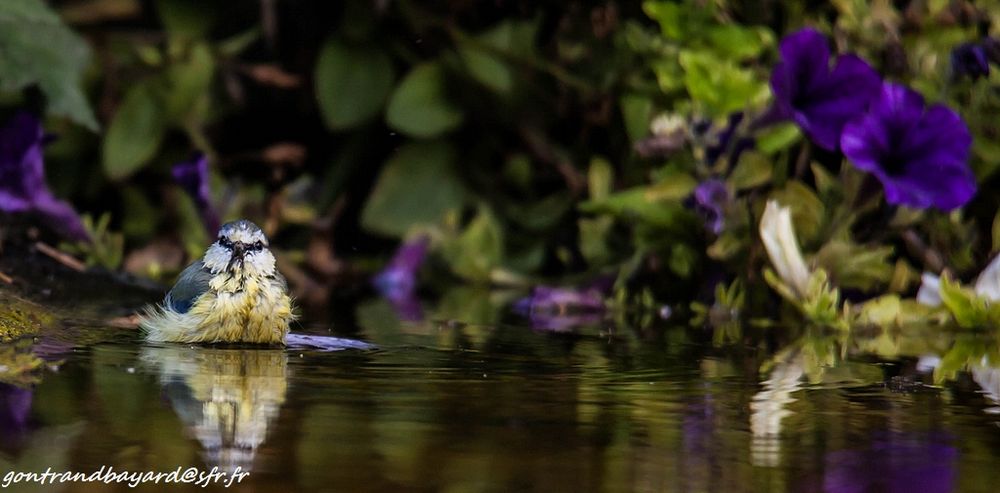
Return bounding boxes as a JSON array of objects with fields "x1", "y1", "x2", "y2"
[{"x1": 140, "y1": 345, "x2": 288, "y2": 472}]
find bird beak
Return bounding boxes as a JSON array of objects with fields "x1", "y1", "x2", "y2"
[{"x1": 227, "y1": 242, "x2": 247, "y2": 271}]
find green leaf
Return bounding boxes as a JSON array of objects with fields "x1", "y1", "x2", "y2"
[
  {"x1": 579, "y1": 172, "x2": 697, "y2": 229},
  {"x1": 361, "y1": 141, "x2": 465, "y2": 236},
  {"x1": 217, "y1": 27, "x2": 261, "y2": 57},
  {"x1": 678, "y1": 50, "x2": 767, "y2": 117},
  {"x1": 972, "y1": 136, "x2": 1000, "y2": 181},
  {"x1": 385, "y1": 62, "x2": 464, "y2": 138},
  {"x1": 856, "y1": 295, "x2": 901, "y2": 326},
  {"x1": 620, "y1": 93, "x2": 653, "y2": 142},
  {"x1": 0, "y1": 0, "x2": 98, "y2": 130},
  {"x1": 728, "y1": 151, "x2": 772, "y2": 190},
  {"x1": 588, "y1": 157, "x2": 614, "y2": 200},
  {"x1": 651, "y1": 58, "x2": 685, "y2": 93},
  {"x1": 579, "y1": 216, "x2": 614, "y2": 265},
  {"x1": 504, "y1": 193, "x2": 573, "y2": 231},
  {"x1": 643, "y1": 1, "x2": 708, "y2": 40},
  {"x1": 102, "y1": 82, "x2": 167, "y2": 180},
  {"x1": 770, "y1": 181, "x2": 825, "y2": 244},
  {"x1": 992, "y1": 210, "x2": 1000, "y2": 254},
  {"x1": 757, "y1": 123, "x2": 802, "y2": 154},
  {"x1": 155, "y1": 0, "x2": 214, "y2": 42},
  {"x1": 443, "y1": 207, "x2": 504, "y2": 282},
  {"x1": 163, "y1": 42, "x2": 214, "y2": 123},
  {"x1": 315, "y1": 40, "x2": 395, "y2": 130},
  {"x1": 458, "y1": 41, "x2": 513, "y2": 94},
  {"x1": 705, "y1": 25, "x2": 773, "y2": 60},
  {"x1": 939, "y1": 275, "x2": 990, "y2": 329},
  {"x1": 813, "y1": 241, "x2": 894, "y2": 291},
  {"x1": 811, "y1": 162, "x2": 840, "y2": 198}
]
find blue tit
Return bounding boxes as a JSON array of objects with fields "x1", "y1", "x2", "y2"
[{"x1": 140, "y1": 220, "x2": 295, "y2": 345}]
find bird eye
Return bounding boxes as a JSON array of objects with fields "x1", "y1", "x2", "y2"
[
  {"x1": 219, "y1": 237, "x2": 233, "y2": 249},
  {"x1": 253, "y1": 241, "x2": 264, "y2": 251}
]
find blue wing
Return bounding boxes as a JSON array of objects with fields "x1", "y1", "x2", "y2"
[{"x1": 164, "y1": 260, "x2": 213, "y2": 313}]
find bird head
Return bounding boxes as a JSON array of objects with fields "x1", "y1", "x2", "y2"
[{"x1": 203, "y1": 220, "x2": 276, "y2": 277}]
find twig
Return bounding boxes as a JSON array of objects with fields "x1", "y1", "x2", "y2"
[
  {"x1": 793, "y1": 140, "x2": 811, "y2": 179},
  {"x1": 901, "y1": 229, "x2": 944, "y2": 274},
  {"x1": 520, "y1": 127, "x2": 586, "y2": 195},
  {"x1": 0, "y1": 270, "x2": 12, "y2": 284},
  {"x1": 34, "y1": 242, "x2": 86, "y2": 272}
]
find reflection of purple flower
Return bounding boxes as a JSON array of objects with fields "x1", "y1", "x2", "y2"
[
  {"x1": 770, "y1": 28, "x2": 881, "y2": 150},
  {"x1": 841, "y1": 83, "x2": 975, "y2": 211},
  {"x1": 374, "y1": 236, "x2": 429, "y2": 321},
  {"x1": 823, "y1": 434, "x2": 956, "y2": 493},
  {"x1": 522, "y1": 312, "x2": 604, "y2": 332},
  {"x1": 0, "y1": 383, "x2": 32, "y2": 436},
  {"x1": 682, "y1": 396, "x2": 715, "y2": 457},
  {"x1": 513, "y1": 282, "x2": 608, "y2": 331},
  {"x1": 951, "y1": 42, "x2": 990, "y2": 80},
  {"x1": 286, "y1": 333, "x2": 376, "y2": 351},
  {"x1": 515, "y1": 286, "x2": 606, "y2": 312},
  {"x1": 0, "y1": 112, "x2": 89, "y2": 241},
  {"x1": 172, "y1": 154, "x2": 220, "y2": 233},
  {"x1": 693, "y1": 179, "x2": 729, "y2": 234}
]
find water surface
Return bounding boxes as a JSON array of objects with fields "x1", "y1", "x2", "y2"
[{"x1": 3, "y1": 301, "x2": 1000, "y2": 492}]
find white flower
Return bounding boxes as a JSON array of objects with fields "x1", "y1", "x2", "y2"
[
  {"x1": 759, "y1": 200, "x2": 811, "y2": 297},
  {"x1": 918, "y1": 253, "x2": 1000, "y2": 307},
  {"x1": 975, "y1": 253, "x2": 1000, "y2": 301},
  {"x1": 916, "y1": 272, "x2": 942, "y2": 307},
  {"x1": 649, "y1": 113, "x2": 686, "y2": 137}
]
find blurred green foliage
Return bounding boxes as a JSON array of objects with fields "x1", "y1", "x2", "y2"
[{"x1": 4, "y1": 0, "x2": 1000, "y2": 327}]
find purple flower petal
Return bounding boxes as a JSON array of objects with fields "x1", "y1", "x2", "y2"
[
  {"x1": 794, "y1": 55, "x2": 882, "y2": 149},
  {"x1": 374, "y1": 236, "x2": 429, "y2": 302},
  {"x1": 172, "y1": 154, "x2": 220, "y2": 233},
  {"x1": 33, "y1": 197, "x2": 90, "y2": 241},
  {"x1": 0, "y1": 112, "x2": 89, "y2": 241},
  {"x1": 693, "y1": 179, "x2": 729, "y2": 234},
  {"x1": 951, "y1": 42, "x2": 990, "y2": 80},
  {"x1": 771, "y1": 28, "x2": 830, "y2": 112},
  {"x1": 770, "y1": 28, "x2": 881, "y2": 150},
  {"x1": 841, "y1": 83, "x2": 976, "y2": 211}
]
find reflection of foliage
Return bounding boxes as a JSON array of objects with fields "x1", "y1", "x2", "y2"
[
  {"x1": 0, "y1": 292, "x2": 53, "y2": 342},
  {"x1": 690, "y1": 280, "x2": 744, "y2": 345},
  {"x1": 0, "y1": 340, "x2": 45, "y2": 386}
]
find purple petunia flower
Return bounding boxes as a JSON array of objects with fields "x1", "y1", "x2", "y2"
[
  {"x1": 172, "y1": 154, "x2": 221, "y2": 234},
  {"x1": 374, "y1": 236, "x2": 430, "y2": 321},
  {"x1": 840, "y1": 83, "x2": 976, "y2": 211},
  {"x1": 770, "y1": 28, "x2": 882, "y2": 150},
  {"x1": 951, "y1": 42, "x2": 990, "y2": 80},
  {"x1": 693, "y1": 179, "x2": 729, "y2": 235},
  {"x1": 0, "y1": 112, "x2": 89, "y2": 241}
]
